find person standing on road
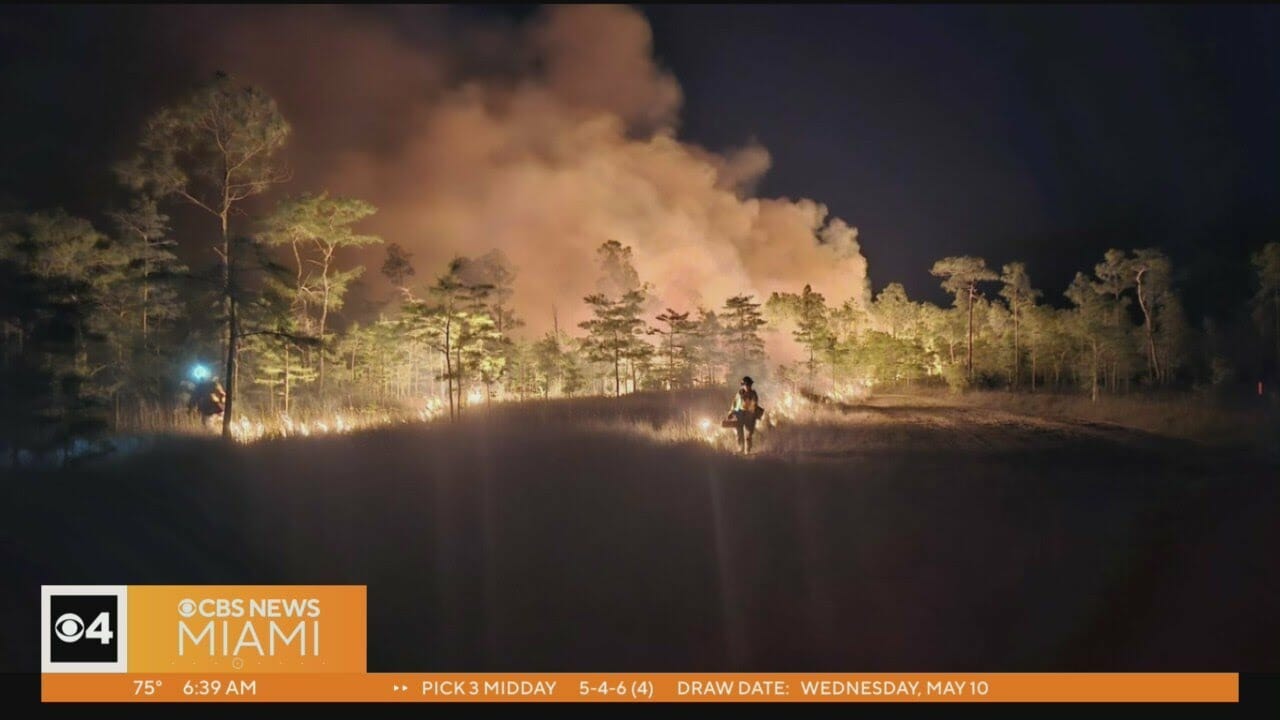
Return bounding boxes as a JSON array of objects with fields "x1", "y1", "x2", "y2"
[{"x1": 729, "y1": 376, "x2": 762, "y2": 454}]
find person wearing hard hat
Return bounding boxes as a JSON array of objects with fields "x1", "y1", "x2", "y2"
[{"x1": 727, "y1": 376, "x2": 763, "y2": 454}]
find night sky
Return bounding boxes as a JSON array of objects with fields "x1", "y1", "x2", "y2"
[{"x1": 2, "y1": 4, "x2": 1278, "y2": 319}]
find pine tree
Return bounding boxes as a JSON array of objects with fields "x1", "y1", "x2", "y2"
[
  {"x1": 1252, "y1": 242, "x2": 1280, "y2": 379},
  {"x1": 0, "y1": 211, "x2": 115, "y2": 457},
  {"x1": 998, "y1": 262, "x2": 1041, "y2": 389},
  {"x1": 1066, "y1": 272, "x2": 1111, "y2": 401},
  {"x1": 118, "y1": 73, "x2": 290, "y2": 439},
  {"x1": 1130, "y1": 248, "x2": 1174, "y2": 385},
  {"x1": 579, "y1": 240, "x2": 651, "y2": 396},
  {"x1": 240, "y1": 283, "x2": 318, "y2": 415},
  {"x1": 381, "y1": 243, "x2": 416, "y2": 295},
  {"x1": 531, "y1": 332, "x2": 566, "y2": 398},
  {"x1": 262, "y1": 193, "x2": 382, "y2": 389},
  {"x1": 650, "y1": 308, "x2": 696, "y2": 389},
  {"x1": 766, "y1": 285, "x2": 832, "y2": 389},
  {"x1": 109, "y1": 197, "x2": 185, "y2": 343},
  {"x1": 451, "y1": 250, "x2": 521, "y2": 400},
  {"x1": 689, "y1": 308, "x2": 726, "y2": 386},
  {"x1": 721, "y1": 294, "x2": 766, "y2": 384},
  {"x1": 873, "y1": 283, "x2": 916, "y2": 340},
  {"x1": 580, "y1": 289, "x2": 648, "y2": 397},
  {"x1": 930, "y1": 256, "x2": 997, "y2": 381},
  {"x1": 403, "y1": 257, "x2": 498, "y2": 418}
]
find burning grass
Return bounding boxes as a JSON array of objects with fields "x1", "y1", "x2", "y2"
[{"x1": 60, "y1": 383, "x2": 1280, "y2": 470}]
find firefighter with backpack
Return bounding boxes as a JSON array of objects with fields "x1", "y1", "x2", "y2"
[{"x1": 726, "y1": 376, "x2": 764, "y2": 454}]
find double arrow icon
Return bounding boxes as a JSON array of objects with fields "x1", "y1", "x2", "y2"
[{"x1": 392, "y1": 683, "x2": 410, "y2": 692}]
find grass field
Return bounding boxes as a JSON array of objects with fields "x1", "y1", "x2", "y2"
[{"x1": 2, "y1": 388, "x2": 1276, "y2": 671}]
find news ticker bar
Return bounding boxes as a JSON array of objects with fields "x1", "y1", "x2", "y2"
[{"x1": 42, "y1": 673, "x2": 1238, "y2": 703}]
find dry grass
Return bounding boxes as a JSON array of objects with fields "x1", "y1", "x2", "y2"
[
  {"x1": 78, "y1": 385, "x2": 1280, "y2": 469},
  {"x1": 931, "y1": 389, "x2": 1278, "y2": 452},
  {"x1": 367, "y1": 386, "x2": 1280, "y2": 461},
  {"x1": 4, "y1": 386, "x2": 1277, "y2": 672}
]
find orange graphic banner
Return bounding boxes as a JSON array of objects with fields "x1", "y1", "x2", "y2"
[
  {"x1": 39, "y1": 587, "x2": 1239, "y2": 702},
  {"x1": 42, "y1": 673, "x2": 1238, "y2": 703}
]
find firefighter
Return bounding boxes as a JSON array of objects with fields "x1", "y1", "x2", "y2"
[
  {"x1": 188, "y1": 370, "x2": 226, "y2": 430},
  {"x1": 728, "y1": 376, "x2": 762, "y2": 454}
]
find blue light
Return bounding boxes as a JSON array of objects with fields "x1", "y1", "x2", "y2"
[{"x1": 190, "y1": 364, "x2": 211, "y2": 381}]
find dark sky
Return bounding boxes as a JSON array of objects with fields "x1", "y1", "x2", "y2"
[
  {"x1": 2, "y1": 4, "x2": 1278, "y2": 318},
  {"x1": 642, "y1": 4, "x2": 1280, "y2": 316}
]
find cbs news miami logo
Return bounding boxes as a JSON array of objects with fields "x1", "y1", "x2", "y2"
[{"x1": 42, "y1": 586, "x2": 365, "y2": 674}]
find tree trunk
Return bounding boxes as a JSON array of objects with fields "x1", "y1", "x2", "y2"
[
  {"x1": 220, "y1": 212, "x2": 237, "y2": 441},
  {"x1": 1090, "y1": 339, "x2": 1099, "y2": 402},
  {"x1": 966, "y1": 285, "x2": 975, "y2": 380},
  {"x1": 222, "y1": 296, "x2": 238, "y2": 439},
  {"x1": 1012, "y1": 291, "x2": 1019, "y2": 389},
  {"x1": 1135, "y1": 268, "x2": 1161, "y2": 384},
  {"x1": 454, "y1": 344, "x2": 463, "y2": 414},
  {"x1": 283, "y1": 342, "x2": 291, "y2": 415},
  {"x1": 318, "y1": 304, "x2": 327, "y2": 389},
  {"x1": 141, "y1": 240, "x2": 150, "y2": 341},
  {"x1": 1273, "y1": 289, "x2": 1279, "y2": 378},
  {"x1": 443, "y1": 317, "x2": 455, "y2": 421},
  {"x1": 317, "y1": 246, "x2": 336, "y2": 391},
  {"x1": 1030, "y1": 344, "x2": 1037, "y2": 392}
]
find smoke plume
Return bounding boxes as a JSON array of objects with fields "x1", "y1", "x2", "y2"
[{"x1": 163, "y1": 5, "x2": 870, "y2": 336}]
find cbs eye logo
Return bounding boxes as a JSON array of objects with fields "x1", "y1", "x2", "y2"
[
  {"x1": 41, "y1": 586, "x2": 128, "y2": 673},
  {"x1": 54, "y1": 609, "x2": 113, "y2": 645}
]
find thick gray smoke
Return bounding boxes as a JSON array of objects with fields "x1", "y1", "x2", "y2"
[{"x1": 163, "y1": 5, "x2": 870, "y2": 337}]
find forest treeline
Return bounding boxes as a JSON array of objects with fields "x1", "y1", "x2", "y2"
[{"x1": 3, "y1": 75, "x2": 1280, "y2": 454}]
